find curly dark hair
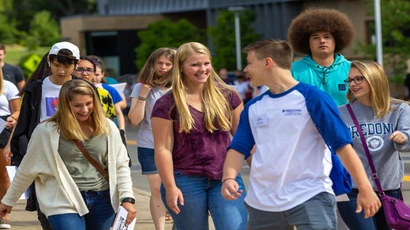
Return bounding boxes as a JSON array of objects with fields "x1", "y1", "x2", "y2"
[{"x1": 287, "y1": 8, "x2": 354, "y2": 55}]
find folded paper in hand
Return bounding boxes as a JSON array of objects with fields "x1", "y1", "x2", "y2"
[{"x1": 112, "y1": 206, "x2": 136, "y2": 230}]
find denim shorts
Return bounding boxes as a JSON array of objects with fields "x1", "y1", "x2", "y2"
[{"x1": 137, "y1": 147, "x2": 157, "y2": 175}]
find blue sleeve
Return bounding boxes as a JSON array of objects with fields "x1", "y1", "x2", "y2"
[
  {"x1": 305, "y1": 86, "x2": 352, "y2": 151},
  {"x1": 228, "y1": 104, "x2": 255, "y2": 159},
  {"x1": 103, "y1": 84, "x2": 122, "y2": 104}
]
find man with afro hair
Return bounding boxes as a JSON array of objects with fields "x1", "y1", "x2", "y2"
[{"x1": 288, "y1": 8, "x2": 354, "y2": 106}]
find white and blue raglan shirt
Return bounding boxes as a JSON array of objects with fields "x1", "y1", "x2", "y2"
[{"x1": 229, "y1": 82, "x2": 352, "y2": 212}]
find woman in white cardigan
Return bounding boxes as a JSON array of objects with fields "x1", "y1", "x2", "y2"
[{"x1": 0, "y1": 79, "x2": 136, "y2": 229}]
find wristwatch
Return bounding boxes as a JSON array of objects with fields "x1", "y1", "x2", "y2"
[{"x1": 121, "y1": 198, "x2": 135, "y2": 204}]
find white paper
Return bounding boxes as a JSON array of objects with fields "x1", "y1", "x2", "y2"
[
  {"x1": 110, "y1": 83, "x2": 127, "y2": 95},
  {"x1": 0, "y1": 118, "x2": 7, "y2": 134},
  {"x1": 112, "y1": 206, "x2": 136, "y2": 230},
  {"x1": 336, "y1": 194, "x2": 350, "y2": 202},
  {"x1": 6, "y1": 166, "x2": 29, "y2": 200}
]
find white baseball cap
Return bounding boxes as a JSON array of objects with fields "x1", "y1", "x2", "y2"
[{"x1": 49, "y1": 42, "x2": 80, "y2": 60}]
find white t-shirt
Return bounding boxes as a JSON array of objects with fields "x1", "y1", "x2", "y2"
[
  {"x1": 40, "y1": 77, "x2": 62, "y2": 122},
  {"x1": 130, "y1": 83, "x2": 171, "y2": 148},
  {"x1": 0, "y1": 80, "x2": 20, "y2": 116}
]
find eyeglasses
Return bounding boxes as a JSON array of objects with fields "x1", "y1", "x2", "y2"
[
  {"x1": 75, "y1": 67, "x2": 95, "y2": 75},
  {"x1": 344, "y1": 76, "x2": 365, "y2": 85}
]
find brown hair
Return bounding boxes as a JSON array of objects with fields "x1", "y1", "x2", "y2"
[
  {"x1": 287, "y1": 8, "x2": 354, "y2": 55},
  {"x1": 243, "y1": 39, "x2": 293, "y2": 69}
]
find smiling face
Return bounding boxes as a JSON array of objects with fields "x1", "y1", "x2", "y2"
[
  {"x1": 69, "y1": 94, "x2": 94, "y2": 122},
  {"x1": 347, "y1": 67, "x2": 370, "y2": 101},
  {"x1": 244, "y1": 50, "x2": 266, "y2": 86},
  {"x1": 309, "y1": 32, "x2": 336, "y2": 57},
  {"x1": 181, "y1": 52, "x2": 212, "y2": 86},
  {"x1": 155, "y1": 55, "x2": 173, "y2": 77}
]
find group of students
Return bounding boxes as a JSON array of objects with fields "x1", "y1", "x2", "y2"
[{"x1": 0, "y1": 7, "x2": 407, "y2": 230}]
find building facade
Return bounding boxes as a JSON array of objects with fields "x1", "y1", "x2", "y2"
[{"x1": 61, "y1": 0, "x2": 369, "y2": 77}]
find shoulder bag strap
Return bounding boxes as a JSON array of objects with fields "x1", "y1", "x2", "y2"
[
  {"x1": 74, "y1": 140, "x2": 109, "y2": 182},
  {"x1": 346, "y1": 104, "x2": 384, "y2": 195}
]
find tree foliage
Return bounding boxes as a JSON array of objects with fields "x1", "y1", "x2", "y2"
[
  {"x1": 135, "y1": 19, "x2": 205, "y2": 69},
  {"x1": 208, "y1": 9, "x2": 262, "y2": 71},
  {"x1": 29, "y1": 11, "x2": 61, "y2": 46},
  {"x1": 357, "y1": 0, "x2": 410, "y2": 83}
]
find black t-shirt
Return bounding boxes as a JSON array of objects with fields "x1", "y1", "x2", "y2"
[{"x1": 2, "y1": 63, "x2": 24, "y2": 86}]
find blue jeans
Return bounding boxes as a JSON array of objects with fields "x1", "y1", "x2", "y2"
[
  {"x1": 161, "y1": 172, "x2": 248, "y2": 230},
  {"x1": 338, "y1": 188, "x2": 400, "y2": 230},
  {"x1": 48, "y1": 190, "x2": 115, "y2": 230}
]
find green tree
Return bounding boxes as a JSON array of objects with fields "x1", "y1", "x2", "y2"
[
  {"x1": 208, "y1": 9, "x2": 262, "y2": 71},
  {"x1": 357, "y1": 0, "x2": 410, "y2": 83},
  {"x1": 135, "y1": 19, "x2": 205, "y2": 69},
  {"x1": 29, "y1": 11, "x2": 61, "y2": 46},
  {"x1": 0, "y1": 14, "x2": 20, "y2": 44}
]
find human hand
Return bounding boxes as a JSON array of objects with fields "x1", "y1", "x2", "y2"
[
  {"x1": 139, "y1": 83, "x2": 152, "y2": 98},
  {"x1": 389, "y1": 131, "x2": 408, "y2": 144},
  {"x1": 121, "y1": 202, "x2": 137, "y2": 226},
  {"x1": 356, "y1": 187, "x2": 381, "y2": 218},
  {"x1": 5, "y1": 116, "x2": 15, "y2": 129},
  {"x1": 221, "y1": 178, "x2": 243, "y2": 200},
  {"x1": 3, "y1": 144, "x2": 11, "y2": 163},
  {"x1": 0, "y1": 203, "x2": 12, "y2": 217},
  {"x1": 165, "y1": 186, "x2": 184, "y2": 215}
]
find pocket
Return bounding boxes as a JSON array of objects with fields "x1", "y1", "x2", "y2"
[{"x1": 173, "y1": 171, "x2": 183, "y2": 177}]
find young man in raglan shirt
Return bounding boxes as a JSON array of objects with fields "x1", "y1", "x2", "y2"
[
  {"x1": 5, "y1": 41, "x2": 80, "y2": 230},
  {"x1": 221, "y1": 39, "x2": 381, "y2": 229}
]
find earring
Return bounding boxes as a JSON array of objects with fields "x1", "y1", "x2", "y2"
[{"x1": 48, "y1": 62, "x2": 51, "y2": 67}]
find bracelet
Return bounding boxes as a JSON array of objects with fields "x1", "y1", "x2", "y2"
[
  {"x1": 222, "y1": 178, "x2": 236, "y2": 184},
  {"x1": 121, "y1": 197, "x2": 135, "y2": 204},
  {"x1": 138, "y1": 96, "x2": 147, "y2": 101},
  {"x1": 9, "y1": 115, "x2": 16, "y2": 121}
]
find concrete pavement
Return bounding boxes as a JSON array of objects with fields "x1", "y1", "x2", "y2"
[{"x1": 7, "y1": 188, "x2": 175, "y2": 230}]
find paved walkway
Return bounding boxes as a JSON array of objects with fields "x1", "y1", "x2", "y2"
[{"x1": 7, "y1": 188, "x2": 175, "y2": 230}]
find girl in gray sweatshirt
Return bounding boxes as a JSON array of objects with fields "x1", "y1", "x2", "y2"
[{"x1": 337, "y1": 61, "x2": 410, "y2": 230}]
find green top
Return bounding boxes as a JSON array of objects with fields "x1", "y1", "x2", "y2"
[{"x1": 58, "y1": 135, "x2": 109, "y2": 191}]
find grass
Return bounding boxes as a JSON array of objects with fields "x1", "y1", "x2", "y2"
[{"x1": 5, "y1": 44, "x2": 49, "y2": 65}]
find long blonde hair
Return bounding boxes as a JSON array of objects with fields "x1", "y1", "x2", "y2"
[
  {"x1": 48, "y1": 79, "x2": 111, "y2": 141},
  {"x1": 347, "y1": 61, "x2": 397, "y2": 118},
  {"x1": 172, "y1": 42, "x2": 236, "y2": 133}
]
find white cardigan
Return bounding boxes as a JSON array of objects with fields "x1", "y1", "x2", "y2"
[{"x1": 2, "y1": 119, "x2": 134, "y2": 217}]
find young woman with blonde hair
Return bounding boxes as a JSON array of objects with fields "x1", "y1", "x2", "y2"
[
  {"x1": 128, "y1": 47, "x2": 175, "y2": 230},
  {"x1": 0, "y1": 79, "x2": 136, "y2": 230},
  {"x1": 151, "y1": 42, "x2": 247, "y2": 229},
  {"x1": 338, "y1": 61, "x2": 410, "y2": 229}
]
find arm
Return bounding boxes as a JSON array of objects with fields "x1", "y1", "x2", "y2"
[
  {"x1": 128, "y1": 84, "x2": 151, "y2": 126},
  {"x1": 152, "y1": 117, "x2": 183, "y2": 214},
  {"x1": 16, "y1": 80, "x2": 26, "y2": 92},
  {"x1": 114, "y1": 103, "x2": 125, "y2": 130},
  {"x1": 111, "y1": 123, "x2": 136, "y2": 225},
  {"x1": 390, "y1": 103, "x2": 410, "y2": 151},
  {"x1": 5, "y1": 98, "x2": 20, "y2": 129},
  {"x1": 118, "y1": 93, "x2": 126, "y2": 109},
  {"x1": 221, "y1": 149, "x2": 245, "y2": 200},
  {"x1": 336, "y1": 144, "x2": 381, "y2": 218}
]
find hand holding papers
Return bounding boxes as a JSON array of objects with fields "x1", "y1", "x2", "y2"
[{"x1": 112, "y1": 206, "x2": 136, "y2": 230}]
